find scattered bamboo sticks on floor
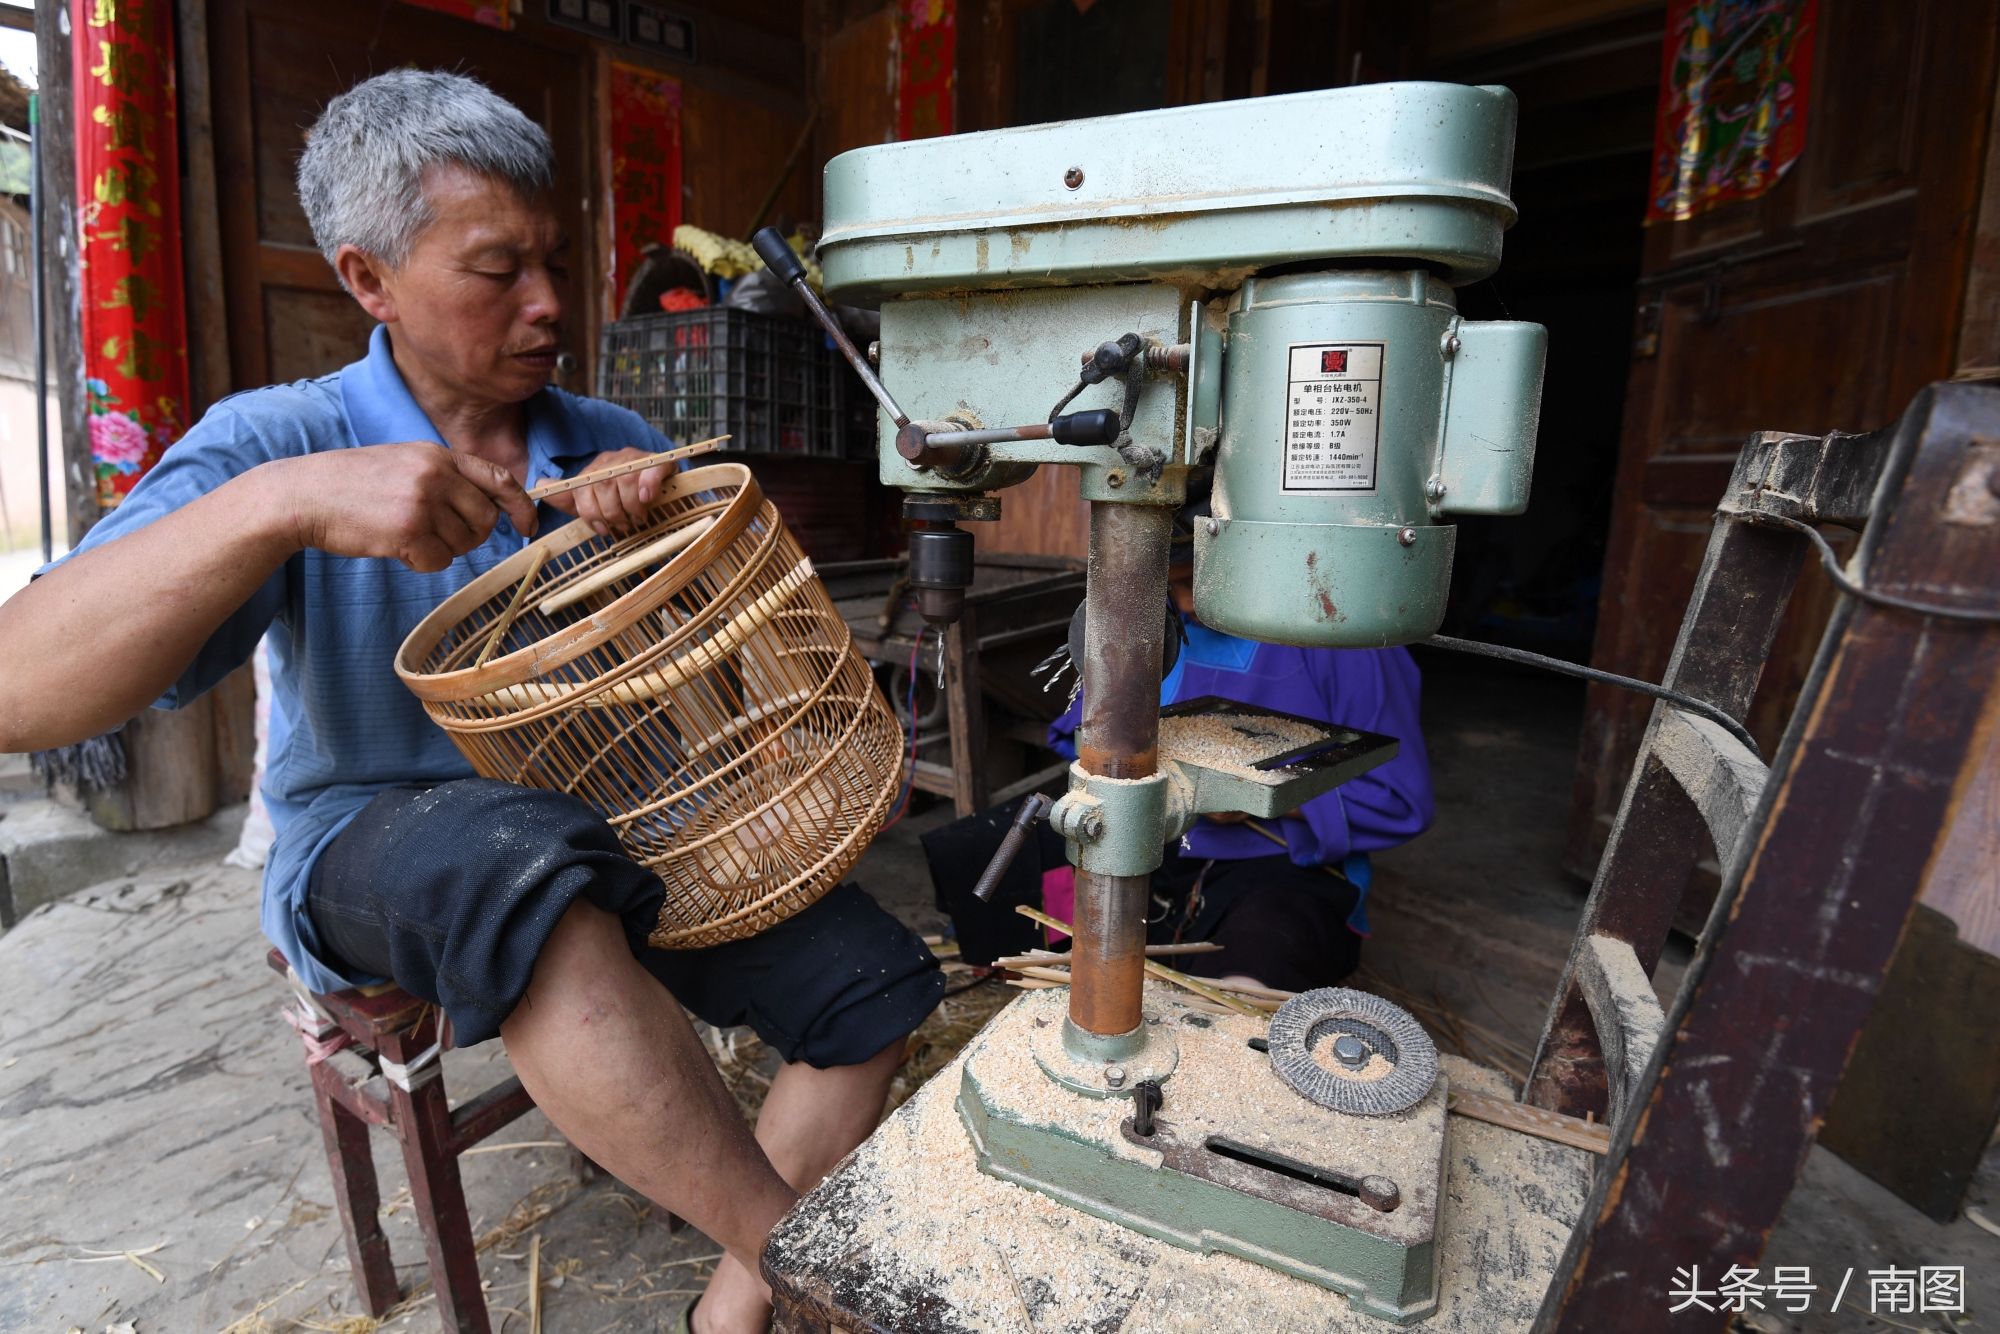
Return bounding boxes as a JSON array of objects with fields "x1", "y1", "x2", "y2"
[
  {"x1": 989, "y1": 940, "x2": 1223, "y2": 970},
  {"x1": 1012, "y1": 905, "x2": 1268, "y2": 1019}
]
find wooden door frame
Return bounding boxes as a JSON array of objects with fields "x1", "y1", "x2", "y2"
[{"x1": 193, "y1": 0, "x2": 605, "y2": 398}]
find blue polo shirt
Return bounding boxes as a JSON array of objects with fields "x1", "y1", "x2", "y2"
[{"x1": 52, "y1": 326, "x2": 672, "y2": 992}]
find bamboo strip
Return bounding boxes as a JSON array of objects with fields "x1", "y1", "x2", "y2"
[
  {"x1": 474, "y1": 548, "x2": 547, "y2": 668},
  {"x1": 1012, "y1": 905, "x2": 1267, "y2": 1019},
  {"x1": 536, "y1": 516, "x2": 717, "y2": 616},
  {"x1": 525, "y1": 435, "x2": 729, "y2": 501},
  {"x1": 1447, "y1": 1087, "x2": 1611, "y2": 1156}
]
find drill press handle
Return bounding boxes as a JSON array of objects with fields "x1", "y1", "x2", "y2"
[{"x1": 751, "y1": 226, "x2": 911, "y2": 428}]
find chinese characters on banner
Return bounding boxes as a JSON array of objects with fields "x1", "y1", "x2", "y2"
[
  {"x1": 896, "y1": 0, "x2": 955, "y2": 141},
  {"x1": 397, "y1": 0, "x2": 512, "y2": 28},
  {"x1": 1645, "y1": 0, "x2": 1818, "y2": 224},
  {"x1": 71, "y1": 0, "x2": 190, "y2": 508},
  {"x1": 607, "y1": 62, "x2": 683, "y2": 316}
]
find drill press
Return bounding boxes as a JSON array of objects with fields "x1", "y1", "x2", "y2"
[{"x1": 756, "y1": 80, "x2": 1545, "y2": 1325}]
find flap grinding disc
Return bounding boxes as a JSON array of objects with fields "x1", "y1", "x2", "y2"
[{"x1": 1267, "y1": 988, "x2": 1439, "y2": 1116}]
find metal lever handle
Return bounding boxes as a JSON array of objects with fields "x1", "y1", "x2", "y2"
[
  {"x1": 1133, "y1": 1078, "x2": 1163, "y2": 1135},
  {"x1": 970, "y1": 792, "x2": 1054, "y2": 903},
  {"x1": 750, "y1": 226, "x2": 910, "y2": 428},
  {"x1": 918, "y1": 410, "x2": 1122, "y2": 453}
]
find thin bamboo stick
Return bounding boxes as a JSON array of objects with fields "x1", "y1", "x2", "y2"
[
  {"x1": 474, "y1": 548, "x2": 547, "y2": 668},
  {"x1": 991, "y1": 941, "x2": 1224, "y2": 969},
  {"x1": 525, "y1": 435, "x2": 730, "y2": 501},
  {"x1": 1012, "y1": 905, "x2": 1267, "y2": 1019},
  {"x1": 992, "y1": 940, "x2": 1224, "y2": 972}
]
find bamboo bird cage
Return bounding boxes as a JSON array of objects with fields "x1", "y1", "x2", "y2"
[{"x1": 396, "y1": 462, "x2": 904, "y2": 949}]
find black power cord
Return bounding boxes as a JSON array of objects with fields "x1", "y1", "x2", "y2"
[
  {"x1": 1422, "y1": 634, "x2": 1764, "y2": 759},
  {"x1": 1750, "y1": 511, "x2": 2000, "y2": 625}
]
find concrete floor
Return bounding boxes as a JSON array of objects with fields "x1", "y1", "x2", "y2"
[{"x1": 0, "y1": 659, "x2": 1993, "y2": 1331}]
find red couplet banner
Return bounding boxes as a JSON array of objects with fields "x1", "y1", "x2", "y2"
[
  {"x1": 607, "y1": 61, "x2": 684, "y2": 317},
  {"x1": 896, "y1": 0, "x2": 955, "y2": 141},
  {"x1": 71, "y1": 0, "x2": 191, "y2": 509}
]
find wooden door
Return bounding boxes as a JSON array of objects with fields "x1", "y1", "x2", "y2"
[
  {"x1": 1565, "y1": 1, "x2": 2000, "y2": 874},
  {"x1": 206, "y1": 0, "x2": 594, "y2": 392}
]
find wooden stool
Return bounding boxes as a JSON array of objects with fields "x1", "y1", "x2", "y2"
[{"x1": 266, "y1": 948, "x2": 546, "y2": 1333}]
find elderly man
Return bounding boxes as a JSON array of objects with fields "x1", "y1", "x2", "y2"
[{"x1": 0, "y1": 71, "x2": 939, "y2": 1333}]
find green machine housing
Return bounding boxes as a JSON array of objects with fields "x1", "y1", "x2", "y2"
[{"x1": 819, "y1": 80, "x2": 1547, "y2": 648}]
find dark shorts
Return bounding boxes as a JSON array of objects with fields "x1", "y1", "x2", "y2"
[{"x1": 304, "y1": 778, "x2": 943, "y2": 1065}]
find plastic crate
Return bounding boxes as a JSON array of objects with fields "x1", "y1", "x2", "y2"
[{"x1": 597, "y1": 307, "x2": 862, "y2": 457}]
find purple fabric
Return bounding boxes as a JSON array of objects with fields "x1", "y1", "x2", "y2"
[{"x1": 1047, "y1": 619, "x2": 1433, "y2": 867}]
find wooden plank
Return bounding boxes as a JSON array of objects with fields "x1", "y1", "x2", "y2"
[
  {"x1": 1544, "y1": 384, "x2": 2000, "y2": 1333},
  {"x1": 943, "y1": 608, "x2": 989, "y2": 816},
  {"x1": 1648, "y1": 707, "x2": 1766, "y2": 870},
  {"x1": 36, "y1": 0, "x2": 91, "y2": 547},
  {"x1": 1447, "y1": 1086, "x2": 1612, "y2": 1157},
  {"x1": 1529, "y1": 428, "x2": 1894, "y2": 1119},
  {"x1": 1819, "y1": 906, "x2": 2000, "y2": 1221},
  {"x1": 1572, "y1": 933, "x2": 1665, "y2": 1127},
  {"x1": 1916, "y1": 721, "x2": 2000, "y2": 954},
  {"x1": 1953, "y1": 48, "x2": 2000, "y2": 379},
  {"x1": 175, "y1": 0, "x2": 232, "y2": 415}
]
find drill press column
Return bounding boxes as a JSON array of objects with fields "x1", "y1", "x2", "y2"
[{"x1": 1070, "y1": 501, "x2": 1175, "y2": 1039}]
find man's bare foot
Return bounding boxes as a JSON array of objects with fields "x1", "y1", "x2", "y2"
[{"x1": 693, "y1": 1252, "x2": 772, "y2": 1334}]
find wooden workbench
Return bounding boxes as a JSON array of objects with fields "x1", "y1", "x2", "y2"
[{"x1": 823, "y1": 555, "x2": 1085, "y2": 816}]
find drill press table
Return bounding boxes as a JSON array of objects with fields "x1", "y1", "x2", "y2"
[{"x1": 761, "y1": 992, "x2": 1593, "y2": 1333}]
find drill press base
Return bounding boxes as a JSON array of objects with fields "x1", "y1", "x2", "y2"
[
  {"x1": 762, "y1": 986, "x2": 1596, "y2": 1333},
  {"x1": 963, "y1": 989, "x2": 1445, "y2": 1323}
]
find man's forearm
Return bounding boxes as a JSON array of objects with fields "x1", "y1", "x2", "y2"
[{"x1": 0, "y1": 465, "x2": 300, "y2": 752}]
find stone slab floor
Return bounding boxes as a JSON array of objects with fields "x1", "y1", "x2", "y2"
[{"x1": 1, "y1": 657, "x2": 1994, "y2": 1332}]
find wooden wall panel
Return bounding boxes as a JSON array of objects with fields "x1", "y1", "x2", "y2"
[
  {"x1": 203, "y1": 0, "x2": 813, "y2": 397},
  {"x1": 679, "y1": 77, "x2": 816, "y2": 237},
  {"x1": 816, "y1": 6, "x2": 898, "y2": 170},
  {"x1": 1565, "y1": 0, "x2": 2000, "y2": 874},
  {"x1": 1428, "y1": 0, "x2": 1659, "y2": 63},
  {"x1": 262, "y1": 290, "x2": 377, "y2": 388},
  {"x1": 1956, "y1": 48, "x2": 2000, "y2": 382},
  {"x1": 210, "y1": 1, "x2": 594, "y2": 390},
  {"x1": 981, "y1": 466, "x2": 1091, "y2": 560}
]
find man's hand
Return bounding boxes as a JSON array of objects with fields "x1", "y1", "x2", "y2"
[
  {"x1": 544, "y1": 447, "x2": 675, "y2": 536},
  {"x1": 270, "y1": 442, "x2": 539, "y2": 572}
]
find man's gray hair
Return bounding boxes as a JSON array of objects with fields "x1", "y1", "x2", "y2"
[{"x1": 298, "y1": 70, "x2": 554, "y2": 281}]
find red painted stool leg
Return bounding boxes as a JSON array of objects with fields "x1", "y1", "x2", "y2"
[
  {"x1": 379, "y1": 1025, "x2": 489, "y2": 1334},
  {"x1": 309, "y1": 1061, "x2": 401, "y2": 1317}
]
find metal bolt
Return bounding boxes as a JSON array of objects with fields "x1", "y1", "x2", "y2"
[
  {"x1": 1105, "y1": 1065, "x2": 1127, "y2": 1088},
  {"x1": 867, "y1": 340, "x2": 881, "y2": 368},
  {"x1": 1359, "y1": 1175, "x2": 1401, "y2": 1212},
  {"x1": 1333, "y1": 1035, "x2": 1369, "y2": 1069},
  {"x1": 1202, "y1": 517, "x2": 1220, "y2": 538},
  {"x1": 1443, "y1": 333, "x2": 1461, "y2": 358},
  {"x1": 1106, "y1": 469, "x2": 1126, "y2": 488},
  {"x1": 1397, "y1": 526, "x2": 1418, "y2": 547},
  {"x1": 1080, "y1": 809, "x2": 1105, "y2": 841},
  {"x1": 1064, "y1": 166, "x2": 1085, "y2": 189},
  {"x1": 1424, "y1": 476, "x2": 1447, "y2": 503}
]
